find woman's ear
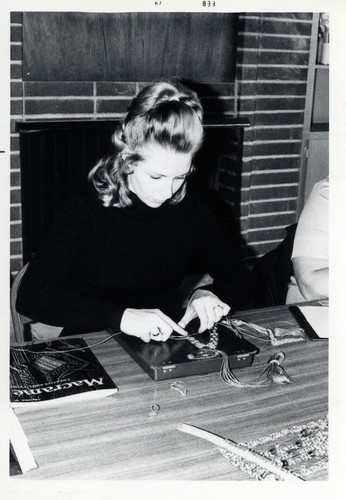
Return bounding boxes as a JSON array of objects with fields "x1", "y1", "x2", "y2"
[
  {"x1": 120, "y1": 151, "x2": 136, "y2": 174},
  {"x1": 123, "y1": 164, "x2": 134, "y2": 175},
  {"x1": 120, "y1": 152, "x2": 130, "y2": 161}
]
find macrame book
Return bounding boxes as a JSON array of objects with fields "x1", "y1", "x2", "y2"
[{"x1": 10, "y1": 338, "x2": 118, "y2": 407}]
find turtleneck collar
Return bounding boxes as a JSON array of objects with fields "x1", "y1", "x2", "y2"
[{"x1": 122, "y1": 191, "x2": 169, "y2": 220}]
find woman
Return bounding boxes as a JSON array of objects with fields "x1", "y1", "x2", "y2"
[
  {"x1": 17, "y1": 80, "x2": 253, "y2": 342},
  {"x1": 286, "y1": 177, "x2": 329, "y2": 304}
]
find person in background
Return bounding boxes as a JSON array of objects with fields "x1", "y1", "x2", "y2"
[
  {"x1": 17, "y1": 80, "x2": 254, "y2": 342},
  {"x1": 286, "y1": 177, "x2": 329, "y2": 304}
]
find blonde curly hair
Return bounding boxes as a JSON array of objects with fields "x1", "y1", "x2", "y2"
[{"x1": 88, "y1": 80, "x2": 204, "y2": 207}]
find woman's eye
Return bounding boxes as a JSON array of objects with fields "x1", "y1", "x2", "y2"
[{"x1": 149, "y1": 175, "x2": 186, "y2": 181}]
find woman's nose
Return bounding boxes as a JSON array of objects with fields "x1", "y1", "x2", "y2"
[{"x1": 160, "y1": 181, "x2": 174, "y2": 199}]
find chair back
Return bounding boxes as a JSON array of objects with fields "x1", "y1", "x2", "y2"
[
  {"x1": 10, "y1": 263, "x2": 32, "y2": 343},
  {"x1": 252, "y1": 224, "x2": 297, "y2": 307}
]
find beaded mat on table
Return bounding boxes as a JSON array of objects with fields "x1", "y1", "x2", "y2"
[{"x1": 220, "y1": 416, "x2": 328, "y2": 481}]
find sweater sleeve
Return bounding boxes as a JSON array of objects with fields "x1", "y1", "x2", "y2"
[
  {"x1": 193, "y1": 199, "x2": 254, "y2": 310},
  {"x1": 16, "y1": 197, "x2": 126, "y2": 333}
]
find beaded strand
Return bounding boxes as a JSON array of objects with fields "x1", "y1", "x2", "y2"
[{"x1": 220, "y1": 416, "x2": 328, "y2": 480}]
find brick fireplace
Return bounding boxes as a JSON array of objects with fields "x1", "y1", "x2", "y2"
[{"x1": 10, "y1": 12, "x2": 312, "y2": 274}]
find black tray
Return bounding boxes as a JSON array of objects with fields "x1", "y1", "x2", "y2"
[{"x1": 114, "y1": 323, "x2": 259, "y2": 381}]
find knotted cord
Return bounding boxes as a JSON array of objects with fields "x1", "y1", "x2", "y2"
[{"x1": 219, "y1": 350, "x2": 292, "y2": 388}]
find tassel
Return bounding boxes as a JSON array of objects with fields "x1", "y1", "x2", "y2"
[
  {"x1": 177, "y1": 423, "x2": 304, "y2": 482},
  {"x1": 258, "y1": 352, "x2": 293, "y2": 384},
  {"x1": 219, "y1": 350, "x2": 292, "y2": 388}
]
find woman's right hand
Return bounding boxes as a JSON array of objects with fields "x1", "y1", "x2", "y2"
[{"x1": 120, "y1": 308, "x2": 188, "y2": 343}]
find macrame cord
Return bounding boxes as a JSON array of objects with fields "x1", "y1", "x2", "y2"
[{"x1": 182, "y1": 318, "x2": 294, "y2": 388}]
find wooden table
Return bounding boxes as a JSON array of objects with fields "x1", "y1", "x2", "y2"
[{"x1": 13, "y1": 304, "x2": 328, "y2": 481}]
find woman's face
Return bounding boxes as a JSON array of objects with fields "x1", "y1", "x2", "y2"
[{"x1": 128, "y1": 144, "x2": 193, "y2": 208}]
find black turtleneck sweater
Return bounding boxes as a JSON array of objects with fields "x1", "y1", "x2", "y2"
[{"x1": 17, "y1": 188, "x2": 253, "y2": 335}]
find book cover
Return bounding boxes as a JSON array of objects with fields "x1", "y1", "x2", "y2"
[{"x1": 10, "y1": 338, "x2": 118, "y2": 406}]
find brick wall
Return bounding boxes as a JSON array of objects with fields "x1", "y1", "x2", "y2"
[
  {"x1": 235, "y1": 13, "x2": 311, "y2": 262},
  {"x1": 10, "y1": 11, "x2": 313, "y2": 274}
]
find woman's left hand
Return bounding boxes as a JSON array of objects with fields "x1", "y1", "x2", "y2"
[{"x1": 178, "y1": 289, "x2": 230, "y2": 333}]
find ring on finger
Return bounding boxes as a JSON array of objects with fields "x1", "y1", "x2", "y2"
[{"x1": 151, "y1": 328, "x2": 162, "y2": 337}]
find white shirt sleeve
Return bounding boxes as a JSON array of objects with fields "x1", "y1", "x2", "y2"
[{"x1": 291, "y1": 178, "x2": 329, "y2": 261}]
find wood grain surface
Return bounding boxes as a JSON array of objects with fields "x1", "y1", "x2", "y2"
[
  {"x1": 23, "y1": 12, "x2": 237, "y2": 82},
  {"x1": 13, "y1": 304, "x2": 328, "y2": 481}
]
